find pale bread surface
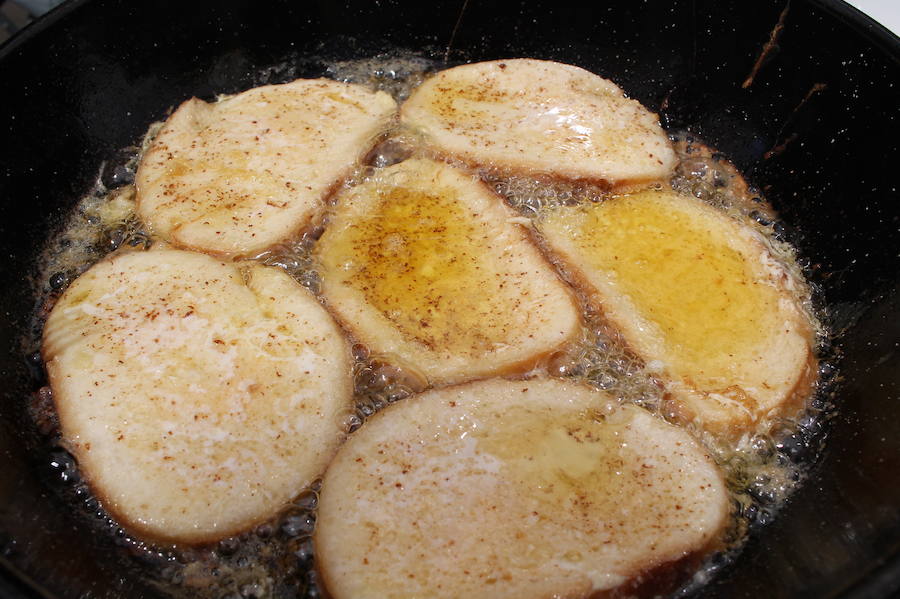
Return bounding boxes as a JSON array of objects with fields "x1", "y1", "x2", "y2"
[
  {"x1": 42, "y1": 249, "x2": 353, "y2": 543},
  {"x1": 538, "y1": 189, "x2": 816, "y2": 436},
  {"x1": 400, "y1": 59, "x2": 676, "y2": 186},
  {"x1": 136, "y1": 79, "x2": 397, "y2": 258},
  {"x1": 314, "y1": 158, "x2": 580, "y2": 386},
  {"x1": 316, "y1": 378, "x2": 730, "y2": 599}
]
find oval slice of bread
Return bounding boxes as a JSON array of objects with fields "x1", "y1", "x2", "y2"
[
  {"x1": 316, "y1": 378, "x2": 730, "y2": 599},
  {"x1": 42, "y1": 248, "x2": 353, "y2": 544},
  {"x1": 314, "y1": 158, "x2": 580, "y2": 386},
  {"x1": 538, "y1": 189, "x2": 817, "y2": 436},
  {"x1": 136, "y1": 79, "x2": 397, "y2": 258},
  {"x1": 400, "y1": 59, "x2": 676, "y2": 187}
]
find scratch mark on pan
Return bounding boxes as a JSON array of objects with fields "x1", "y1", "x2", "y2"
[
  {"x1": 763, "y1": 133, "x2": 799, "y2": 160},
  {"x1": 763, "y1": 83, "x2": 828, "y2": 160},
  {"x1": 660, "y1": 86, "x2": 674, "y2": 112},
  {"x1": 443, "y1": 0, "x2": 471, "y2": 65},
  {"x1": 742, "y1": 2, "x2": 790, "y2": 89},
  {"x1": 796, "y1": 82, "x2": 828, "y2": 111}
]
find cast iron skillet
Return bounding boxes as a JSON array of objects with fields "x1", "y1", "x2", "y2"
[{"x1": 0, "y1": 0, "x2": 897, "y2": 597}]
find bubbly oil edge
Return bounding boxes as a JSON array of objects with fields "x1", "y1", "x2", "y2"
[{"x1": 23, "y1": 52, "x2": 835, "y2": 599}]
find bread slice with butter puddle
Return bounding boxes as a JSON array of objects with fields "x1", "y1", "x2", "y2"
[
  {"x1": 316, "y1": 377, "x2": 730, "y2": 599},
  {"x1": 314, "y1": 157, "x2": 580, "y2": 387},
  {"x1": 42, "y1": 248, "x2": 353, "y2": 544},
  {"x1": 537, "y1": 189, "x2": 817, "y2": 437}
]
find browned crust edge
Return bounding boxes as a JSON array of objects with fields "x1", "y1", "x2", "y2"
[{"x1": 392, "y1": 137, "x2": 674, "y2": 196}]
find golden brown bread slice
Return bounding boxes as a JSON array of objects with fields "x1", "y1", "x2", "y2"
[
  {"x1": 538, "y1": 189, "x2": 817, "y2": 437},
  {"x1": 42, "y1": 248, "x2": 353, "y2": 544},
  {"x1": 400, "y1": 59, "x2": 676, "y2": 187},
  {"x1": 135, "y1": 79, "x2": 397, "y2": 258},
  {"x1": 315, "y1": 378, "x2": 730, "y2": 599},
  {"x1": 314, "y1": 158, "x2": 580, "y2": 386}
]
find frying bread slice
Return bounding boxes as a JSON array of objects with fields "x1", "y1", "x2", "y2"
[
  {"x1": 314, "y1": 158, "x2": 580, "y2": 386},
  {"x1": 316, "y1": 378, "x2": 730, "y2": 599},
  {"x1": 400, "y1": 59, "x2": 676, "y2": 187},
  {"x1": 136, "y1": 79, "x2": 397, "y2": 258},
  {"x1": 42, "y1": 248, "x2": 353, "y2": 544},
  {"x1": 538, "y1": 189, "x2": 816, "y2": 436}
]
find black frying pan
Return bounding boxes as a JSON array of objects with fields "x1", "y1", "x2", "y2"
[{"x1": 0, "y1": 0, "x2": 898, "y2": 597}]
